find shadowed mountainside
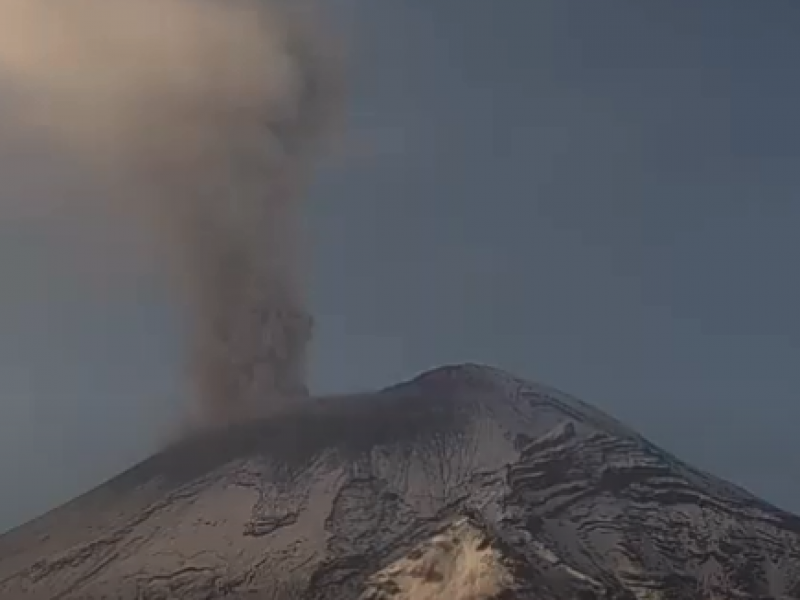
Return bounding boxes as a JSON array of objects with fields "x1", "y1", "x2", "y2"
[{"x1": 1, "y1": 364, "x2": 799, "y2": 599}]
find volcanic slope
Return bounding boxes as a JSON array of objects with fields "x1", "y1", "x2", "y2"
[{"x1": 1, "y1": 364, "x2": 799, "y2": 599}]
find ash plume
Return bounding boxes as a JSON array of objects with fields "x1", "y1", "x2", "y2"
[{"x1": 0, "y1": 0, "x2": 344, "y2": 427}]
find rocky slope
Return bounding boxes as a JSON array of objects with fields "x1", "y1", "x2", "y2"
[{"x1": 1, "y1": 364, "x2": 799, "y2": 599}]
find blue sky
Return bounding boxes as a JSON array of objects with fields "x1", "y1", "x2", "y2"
[{"x1": 2, "y1": 1, "x2": 800, "y2": 531}]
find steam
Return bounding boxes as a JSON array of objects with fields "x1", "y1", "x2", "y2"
[{"x1": 0, "y1": 0, "x2": 343, "y2": 426}]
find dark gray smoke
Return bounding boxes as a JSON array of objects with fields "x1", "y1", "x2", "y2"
[{"x1": 0, "y1": 0, "x2": 344, "y2": 427}]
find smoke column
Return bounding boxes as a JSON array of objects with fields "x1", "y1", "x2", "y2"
[{"x1": 0, "y1": 0, "x2": 343, "y2": 427}]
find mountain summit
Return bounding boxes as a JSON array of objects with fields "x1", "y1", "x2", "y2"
[{"x1": 1, "y1": 364, "x2": 799, "y2": 599}]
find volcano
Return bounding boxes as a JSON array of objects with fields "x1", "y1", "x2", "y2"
[{"x1": 1, "y1": 364, "x2": 799, "y2": 599}]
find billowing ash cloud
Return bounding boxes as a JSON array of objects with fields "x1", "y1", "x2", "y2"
[{"x1": 0, "y1": 0, "x2": 344, "y2": 427}]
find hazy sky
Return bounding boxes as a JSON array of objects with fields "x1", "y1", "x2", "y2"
[{"x1": 2, "y1": 1, "x2": 800, "y2": 532}]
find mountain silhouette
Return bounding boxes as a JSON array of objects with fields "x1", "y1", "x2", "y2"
[{"x1": 1, "y1": 364, "x2": 798, "y2": 599}]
